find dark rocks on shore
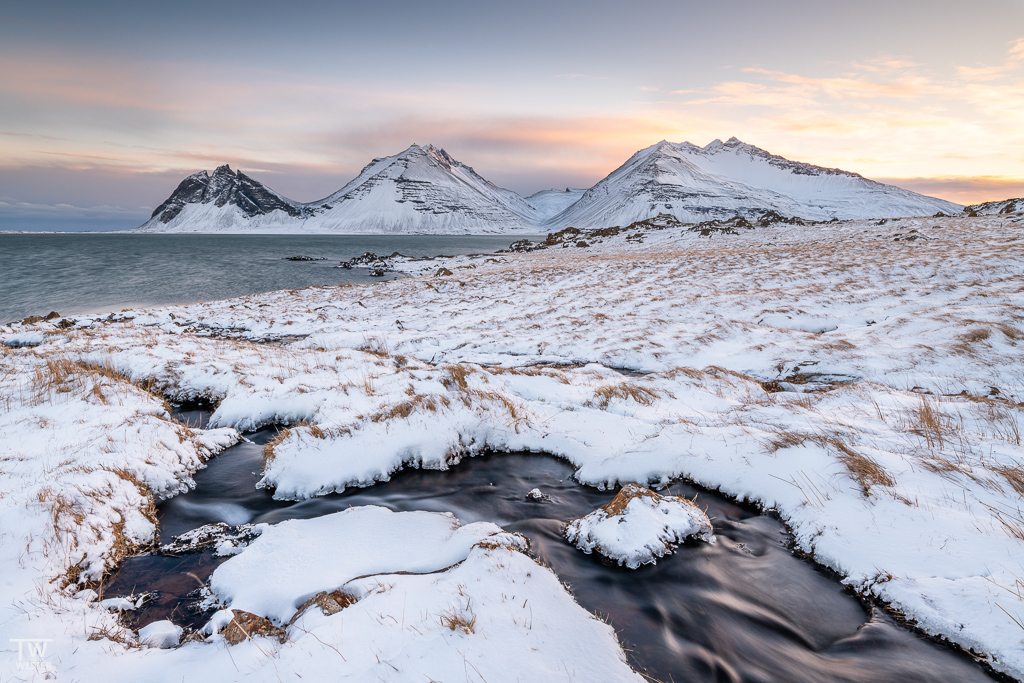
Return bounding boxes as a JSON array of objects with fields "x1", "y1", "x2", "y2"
[
  {"x1": 337, "y1": 252, "x2": 391, "y2": 276},
  {"x1": 21, "y1": 311, "x2": 60, "y2": 325},
  {"x1": 283, "y1": 255, "x2": 327, "y2": 262}
]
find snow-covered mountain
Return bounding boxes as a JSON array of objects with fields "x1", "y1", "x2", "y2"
[
  {"x1": 525, "y1": 188, "x2": 587, "y2": 220},
  {"x1": 546, "y1": 138, "x2": 962, "y2": 228},
  {"x1": 140, "y1": 165, "x2": 306, "y2": 231},
  {"x1": 137, "y1": 145, "x2": 541, "y2": 234},
  {"x1": 964, "y1": 197, "x2": 1022, "y2": 216},
  {"x1": 137, "y1": 138, "x2": 962, "y2": 233},
  {"x1": 302, "y1": 145, "x2": 541, "y2": 233}
]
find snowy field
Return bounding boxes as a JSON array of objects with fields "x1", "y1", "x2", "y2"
[{"x1": 1, "y1": 213, "x2": 1023, "y2": 680}]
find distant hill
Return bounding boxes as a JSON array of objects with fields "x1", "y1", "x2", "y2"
[{"x1": 963, "y1": 197, "x2": 1023, "y2": 217}]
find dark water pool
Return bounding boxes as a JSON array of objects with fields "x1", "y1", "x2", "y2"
[{"x1": 103, "y1": 423, "x2": 1000, "y2": 683}]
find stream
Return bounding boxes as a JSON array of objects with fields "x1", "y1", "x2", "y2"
[{"x1": 102, "y1": 408, "x2": 1001, "y2": 682}]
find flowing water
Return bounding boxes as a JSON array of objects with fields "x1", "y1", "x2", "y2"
[
  {"x1": 0, "y1": 233, "x2": 534, "y2": 323},
  {"x1": 101, "y1": 412, "x2": 1001, "y2": 683}
]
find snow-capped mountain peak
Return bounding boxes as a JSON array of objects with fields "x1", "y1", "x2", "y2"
[
  {"x1": 546, "y1": 137, "x2": 960, "y2": 228},
  {"x1": 137, "y1": 138, "x2": 963, "y2": 234},
  {"x1": 139, "y1": 145, "x2": 541, "y2": 234}
]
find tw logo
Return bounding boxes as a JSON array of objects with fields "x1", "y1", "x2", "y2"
[{"x1": 10, "y1": 638, "x2": 56, "y2": 674}]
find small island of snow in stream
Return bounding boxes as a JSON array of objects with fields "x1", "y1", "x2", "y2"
[{"x1": 565, "y1": 483, "x2": 716, "y2": 568}]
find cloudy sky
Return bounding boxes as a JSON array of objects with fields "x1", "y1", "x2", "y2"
[{"x1": 2, "y1": 0, "x2": 1023, "y2": 230}]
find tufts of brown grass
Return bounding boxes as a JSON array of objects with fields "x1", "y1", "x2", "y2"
[
  {"x1": 459, "y1": 389, "x2": 527, "y2": 429},
  {"x1": 295, "y1": 421, "x2": 326, "y2": 439},
  {"x1": 761, "y1": 428, "x2": 894, "y2": 496},
  {"x1": 828, "y1": 439, "x2": 895, "y2": 496},
  {"x1": 762, "y1": 428, "x2": 808, "y2": 453},
  {"x1": 904, "y1": 397, "x2": 950, "y2": 449},
  {"x1": 442, "y1": 364, "x2": 472, "y2": 391},
  {"x1": 590, "y1": 382, "x2": 659, "y2": 408},
  {"x1": 961, "y1": 327, "x2": 991, "y2": 344},
  {"x1": 992, "y1": 463, "x2": 1024, "y2": 497},
  {"x1": 87, "y1": 623, "x2": 141, "y2": 647},
  {"x1": 438, "y1": 607, "x2": 476, "y2": 634},
  {"x1": 28, "y1": 356, "x2": 167, "y2": 410},
  {"x1": 369, "y1": 394, "x2": 451, "y2": 423},
  {"x1": 359, "y1": 335, "x2": 391, "y2": 358},
  {"x1": 263, "y1": 427, "x2": 292, "y2": 466},
  {"x1": 662, "y1": 366, "x2": 705, "y2": 380},
  {"x1": 484, "y1": 364, "x2": 571, "y2": 384}
]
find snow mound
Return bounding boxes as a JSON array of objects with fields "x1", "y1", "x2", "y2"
[
  {"x1": 2, "y1": 330, "x2": 46, "y2": 347},
  {"x1": 138, "y1": 620, "x2": 182, "y2": 648},
  {"x1": 195, "y1": 506, "x2": 642, "y2": 679},
  {"x1": 565, "y1": 484, "x2": 716, "y2": 569}
]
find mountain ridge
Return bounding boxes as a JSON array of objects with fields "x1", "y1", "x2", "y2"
[{"x1": 136, "y1": 139, "x2": 965, "y2": 234}]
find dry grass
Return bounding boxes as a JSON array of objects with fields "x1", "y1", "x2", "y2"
[
  {"x1": 27, "y1": 356, "x2": 167, "y2": 410},
  {"x1": 459, "y1": 389, "x2": 527, "y2": 429},
  {"x1": 296, "y1": 421, "x2": 326, "y2": 439},
  {"x1": 484, "y1": 364, "x2": 571, "y2": 384},
  {"x1": 903, "y1": 397, "x2": 951, "y2": 449},
  {"x1": 992, "y1": 462, "x2": 1024, "y2": 497},
  {"x1": 590, "y1": 382, "x2": 659, "y2": 408},
  {"x1": 829, "y1": 440, "x2": 895, "y2": 495},
  {"x1": 438, "y1": 606, "x2": 477, "y2": 634},
  {"x1": 369, "y1": 394, "x2": 451, "y2": 422},
  {"x1": 961, "y1": 327, "x2": 992, "y2": 344},
  {"x1": 761, "y1": 428, "x2": 894, "y2": 496},
  {"x1": 443, "y1": 364, "x2": 472, "y2": 391},
  {"x1": 763, "y1": 428, "x2": 808, "y2": 453},
  {"x1": 263, "y1": 427, "x2": 292, "y2": 466},
  {"x1": 359, "y1": 335, "x2": 391, "y2": 359},
  {"x1": 37, "y1": 464, "x2": 159, "y2": 587}
]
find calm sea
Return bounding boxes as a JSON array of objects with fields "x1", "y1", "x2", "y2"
[{"x1": 0, "y1": 233, "x2": 537, "y2": 323}]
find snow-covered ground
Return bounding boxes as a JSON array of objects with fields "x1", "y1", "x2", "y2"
[{"x1": 2, "y1": 213, "x2": 1023, "y2": 679}]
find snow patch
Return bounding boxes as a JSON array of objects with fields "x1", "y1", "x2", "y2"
[{"x1": 565, "y1": 484, "x2": 716, "y2": 568}]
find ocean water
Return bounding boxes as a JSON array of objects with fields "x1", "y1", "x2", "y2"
[{"x1": 0, "y1": 233, "x2": 535, "y2": 323}]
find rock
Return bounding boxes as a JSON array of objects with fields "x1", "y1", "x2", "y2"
[
  {"x1": 284, "y1": 255, "x2": 326, "y2": 261},
  {"x1": 160, "y1": 522, "x2": 260, "y2": 555},
  {"x1": 504, "y1": 239, "x2": 542, "y2": 253},
  {"x1": 138, "y1": 620, "x2": 183, "y2": 648},
  {"x1": 525, "y1": 488, "x2": 545, "y2": 501},
  {"x1": 290, "y1": 590, "x2": 358, "y2": 623},
  {"x1": 21, "y1": 311, "x2": 59, "y2": 325},
  {"x1": 220, "y1": 610, "x2": 287, "y2": 645},
  {"x1": 338, "y1": 252, "x2": 391, "y2": 274},
  {"x1": 565, "y1": 483, "x2": 715, "y2": 569},
  {"x1": 435, "y1": 267, "x2": 454, "y2": 277}
]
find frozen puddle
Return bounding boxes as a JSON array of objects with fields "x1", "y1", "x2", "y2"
[{"x1": 102, "y1": 424, "x2": 1000, "y2": 682}]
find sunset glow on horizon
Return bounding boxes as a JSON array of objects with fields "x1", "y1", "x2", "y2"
[{"x1": 2, "y1": 0, "x2": 1023, "y2": 229}]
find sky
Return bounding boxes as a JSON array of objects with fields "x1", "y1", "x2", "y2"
[{"x1": 1, "y1": 0, "x2": 1023, "y2": 230}]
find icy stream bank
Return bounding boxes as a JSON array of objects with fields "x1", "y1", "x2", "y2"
[{"x1": 101, "y1": 419, "x2": 1001, "y2": 683}]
